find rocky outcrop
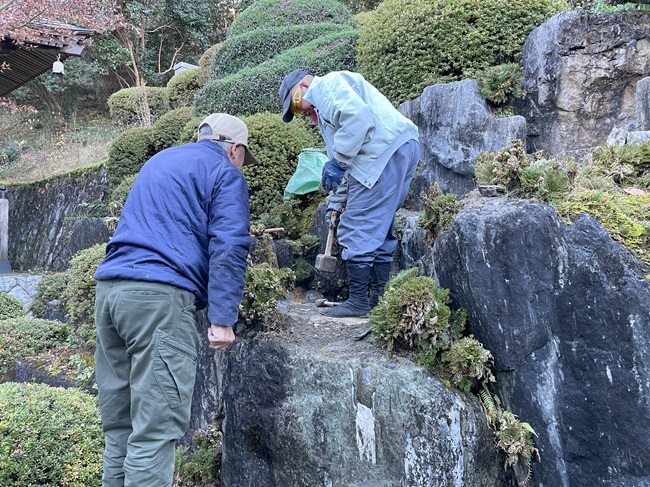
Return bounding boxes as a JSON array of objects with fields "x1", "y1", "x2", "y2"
[
  {"x1": 399, "y1": 79, "x2": 526, "y2": 203},
  {"x1": 637, "y1": 76, "x2": 650, "y2": 130},
  {"x1": 216, "y1": 303, "x2": 513, "y2": 487},
  {"x1": 0, "y1": 273, "x2": 43, "y2": 312},
  {"x1": 516, "y1": 11, "x2": 650, "y2": 155},
  {"x1": 432, "y1": 197, "x2": 650, "y2": 487},
  {"x1": 7, "y1": 167, "x2": 109, "y2": 272}
]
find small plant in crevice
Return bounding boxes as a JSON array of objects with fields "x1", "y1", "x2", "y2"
[
  {"x1": 480, "y1": 385, "x2": 539, "y2": 486},
  {"x1": 173, "y1": 424, "x2": 222, "y2": 487},
  {"x1": 474, "y1": 139, "x2": 576, "y2": 203},
  {"x1": 417, "y1": 182, "x2": 460, "y2": 242},
  {"x1": 239, "y1": 262, "x2": 295, "y2": 331},
  {"x1": 369, "y1": 267, "x2": 536, "y2": 485}
]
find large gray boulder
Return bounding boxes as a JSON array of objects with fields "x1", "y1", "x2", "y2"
[
  {"x1": 516, "y1": 11, "x2": 650, "y2": 155},
  {"x1": 218, "y1": 303, "x2": 513, "y2": 487},
  {"x1": 186, "y1": 305, "x2": 514, "y2": 486},
  {"x1": 399, "y1": 79, "x2": 526, "y2": 203},
  {"x1": 433, "y1": 197, "x2": 650, "y2": 487}
]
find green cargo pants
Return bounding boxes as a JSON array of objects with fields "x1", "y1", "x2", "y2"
[{"x1": 94, "y1": 280, "x2": 199, "y2": 487}]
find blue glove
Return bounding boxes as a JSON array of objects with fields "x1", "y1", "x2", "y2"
[
  {"x1": 321, "y1": 158, "x2": 346, "y2": 192},
  {"x1": 325, "y1": 208, "x2": 340, "y2": 228}
]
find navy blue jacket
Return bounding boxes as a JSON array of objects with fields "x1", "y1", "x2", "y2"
[{"x1": 94, "y1": 140, "x2": 251, "y2": 326}]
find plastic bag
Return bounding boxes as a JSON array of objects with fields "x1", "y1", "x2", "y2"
[{"x1": 283, "y1": 147, "x2": 328, "y2": 201}]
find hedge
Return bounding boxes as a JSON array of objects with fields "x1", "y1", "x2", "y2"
[
  {"x1": 228, "y1": 0, "x2": 352, "y2": 37},
  {"x1": 356, "y1": 0, "x2": 566, "y2": 104},
  {"x1": 106, "y1": 126, "x2": 155, "y2": 193},
  {"x1": 0, "y1": 382, "x2": 103, "y2": 487},
  {"x1": 166, "y1": 68, "x2": 206, "y2": 107},
  {"x1": 194, "y1": 28, "x2": 359, "y2": 117},
  {"x1": 211, "y1": 23, "x2": 349, "y2": 79},
  {"x1": 108, "y1": 86, "x2": 169, "y2": 127},
  {"x1": 241, "y1": 112, "x2": 324, "y2": 219}
]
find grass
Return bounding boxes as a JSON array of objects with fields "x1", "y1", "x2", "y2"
[{"x1": 0, "y1": 110, "x2": 119, "y2": 183}]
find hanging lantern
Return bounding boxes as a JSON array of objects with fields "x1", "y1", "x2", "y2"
[{"x1": 52, "y1": 54, "x2": 64, "y2": 74}]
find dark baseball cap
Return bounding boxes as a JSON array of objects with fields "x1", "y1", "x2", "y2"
[{"x1": 278, "y1": 69, "x2": 308, "y2": 123}]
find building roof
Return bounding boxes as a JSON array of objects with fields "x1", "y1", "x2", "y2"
[{"x1": 0, "y1": 23, "x2": 93, "y2": 97}]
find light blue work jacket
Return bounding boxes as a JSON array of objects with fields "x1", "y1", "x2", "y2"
[{"x1": 304, "y1": 70, "x2": 418, "y2": 189}]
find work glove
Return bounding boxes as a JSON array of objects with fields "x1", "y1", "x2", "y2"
[
  {"x1": 325, "y1": 208, "x2": 340, "y2": 228},
  {"x1": 321, "y1": 158, "x2": 346, "y2": 192}
]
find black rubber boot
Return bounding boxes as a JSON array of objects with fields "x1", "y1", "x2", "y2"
[
  {"x1": 369, "y1": 262, "x2": 391, "y2": 309},
  {"x1": 320, "y1": 262, "x2": 371, "y2": 318}
]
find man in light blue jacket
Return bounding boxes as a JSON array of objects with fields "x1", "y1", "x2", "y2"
[{"x1": 279, "y1": 69, "x2": 420, "y2": 317}]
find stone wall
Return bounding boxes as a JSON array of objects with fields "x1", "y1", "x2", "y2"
[{"x1": 6, "y1": 166, "x2": 110, "y2": 272}]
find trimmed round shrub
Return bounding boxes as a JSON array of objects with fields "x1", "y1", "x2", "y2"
[
  {"x1": 107, "y1": 126, "x2": 155, "y2": 193},
  {"x1": 66, "y1": 243, "x2": 106, "y2": 347},
  {"x1": 194, "y1": 28, "x2": 358, "y2": 117},
  {"x1": 0, "y1": 316, "x2": 68, "y2": 380},
  {"x1": 108, "y1": 86, "x2": 170, "y2": 127},
  {"x1": 241, "y1": 112, "x2": 324, "y2": 219},
  {"x1": 152, "y1": 106, "x2": 194, "y2": 152},
  {"x1": 0, "y1": 382, "x2": 103, "y2": 486},
  {"x1": 229, "y1": 0, "x2": 352, "y2": 37},
  {"x1": 211, "y1": 23, "x2": 349, "y2": 79},
  {"x1": 166, "y1": 68, "x2": 205, "y2": 107},
  {"x1": 178, "y1": 116, "x2": 204, "y2": 145},
  {"x1": 356, "y1": 0, "x2": 567, "y2": 105},
  {"x1": 108, "y1": 173, "x2": 138, "y2": 220},
  {"x1": 0, "y1": 291, "x2": 24, "y2": 319}
]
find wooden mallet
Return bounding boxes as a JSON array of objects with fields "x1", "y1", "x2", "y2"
[{"x1": 315, "y1": 210, "x2": 338, "y2": 273}]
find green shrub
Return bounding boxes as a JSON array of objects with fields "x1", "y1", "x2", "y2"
[
  {"x1": 211, "y1": 23, "x2": 350, "y2": 79},
  {"x1": 194, "y1": 28, "x2": 359, "y2": 117},
  {"x1": 588, "y1": 138, "x2": 650, "y2": 188},
  {"x1": 178, "y1": 116, "x2": 204, "y2": 145},
  {"x1": 0, "y1": 382, "x2": 103, "y2": 487},
  {"x1": 370, "y1": 269, "x2": 461, "y2": 352},
  {"x1": 29, "y1": 272, "x2": 69, "y2": 319},
  {"x1": 108, "y1": 86, "x2": 170, "y2": 127},
  {"x1": 240, "y1": 263, "x2": 295, "y2": 328},
  {"x1": 0, "y1": 291, "x2": 24, "y2": 319},
  {"x1": 106, "y1": 126, "x2": 156, "y2": 193},
  {"x1": 228, "y1": 0, "x2": 352, "y2": 37},
  {"x1": 0, "y1": 139, "x2": 21, "y2": 166},
  {"x1": 0, "y1": 316, "x2": 68, "y2": 380},
  {"x1": 107, "y1": 173, "x2": 138, "y2": 222},
  {"x1": 66, "y1": 244, "x2": 106, "y2": 347},
  {"x1": 417, "y1": 182, "x2": 459, "y2": 242},
  {"x1": 356, "y1": 0, "x2": 566, "y2": 104},
  {"x1": 240, "y1": 112, "x2": 324, "y2": 220},
  {"x1": 152, "y1": 107, "x2": 194, "y2": 152},
  {"x1": 166, "y1": 68, "x2": 205, "y2": 107},
  {"x1": 443, "y1": 336, "x2": 495, "y2": 392},
  {"x1": 475, "y1": 63, "x2": 524, "y2": 106}
]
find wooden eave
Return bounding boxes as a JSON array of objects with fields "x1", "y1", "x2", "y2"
[{"x1": 0, "y1": 22, "x2": 93, "y2": 97}]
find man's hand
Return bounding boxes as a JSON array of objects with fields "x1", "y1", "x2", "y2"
[
  {"x1": 207, "y1": 324, "x2": 235, "y2": 350},
  {"x1": 325, "y1": 208, "x2": 339, "y2": 228},
  {"x1": 321, "y1": 158, "x2": 346, "y2": 192}
]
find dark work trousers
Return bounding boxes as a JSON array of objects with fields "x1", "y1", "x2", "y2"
[
  {"x1": 94, "y1": 279, "x2": 198, "y2": 487},
  {"x1": 338, "y1": 139, "x2": 420, "y2": 263}
]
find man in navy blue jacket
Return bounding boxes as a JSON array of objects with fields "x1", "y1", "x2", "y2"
[{"x1": 93, "y1": 113, "x2": 257, "y2": 487}]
